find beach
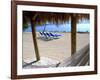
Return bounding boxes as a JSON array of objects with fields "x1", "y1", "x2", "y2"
[{"x1": 23, "y1": 32, "x2": 89, "y2": 63}]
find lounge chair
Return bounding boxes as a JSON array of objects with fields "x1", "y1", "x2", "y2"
[
  {"x1": 39, "y1": 32, "x2": 46, "y2": 39},
  {"x1": 39, "y1": 32, "x2": 53, "y2": 41},
  {"x1": 39, "y1": 32, "x2": 62, "y2": 40},
  {"x1": 49, "y1": 32, "x2": 61, "y2": 39},
  {"x1": 46, "y1": 32, "x2": 53, "y2": 39}
]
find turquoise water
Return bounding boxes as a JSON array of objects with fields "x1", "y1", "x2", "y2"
[{"x1": 23, "y1": 23, "x2": 90, "y2": 32}]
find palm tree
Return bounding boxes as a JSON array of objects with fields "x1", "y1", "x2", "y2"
[{"x1": 23, "y1": 11, "x2": 89, "y2": 61}]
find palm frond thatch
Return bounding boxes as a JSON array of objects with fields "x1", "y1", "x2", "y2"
[{"x1": 23, "y1": 11, "x2": 89, "y2": 28}]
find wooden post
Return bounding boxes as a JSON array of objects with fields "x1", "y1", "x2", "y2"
[
  {"x1": 43, "y1": 24, "x2": 46, "y2": 32},
  {"x1": 30, "y1": 13, "x2": 40, "y2": 61},
  {"x1": 71, "y1": 14, "x2": 77, "y2": 55}
]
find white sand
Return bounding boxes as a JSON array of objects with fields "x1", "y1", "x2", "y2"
[{"x1": 23, "y1": 32, "x2": 89, "y2": 62}]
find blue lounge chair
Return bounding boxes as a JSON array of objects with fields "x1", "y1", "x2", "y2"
[
  {"x1": 49, "y1": 32, "x2": 61, "y2": 39},
  {"x1": 39, "y1": 32, "x2": 61, "y2": 40},
  {"x1": 39, "y1": 32, "x2": 45, "y2": 39},
  {"x1": 42, "y1": 32, "x2": 48, "y2": 39},
  {"x1": 43, "y1": 32, "x2": 53, "y2": 40},
  {"x1": 39, "y1": 32, "x2": 53, "y2": 41},
  {"x1": 46, "y1": 32, "x2": 53, "y2": 39}
]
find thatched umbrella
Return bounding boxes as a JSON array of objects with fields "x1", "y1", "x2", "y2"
[{"x1": 23, "y1": 11, "x2": 89, "y2": 61}]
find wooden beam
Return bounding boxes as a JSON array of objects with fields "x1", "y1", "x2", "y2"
[{"x1": 71, "y1": 14, "x2": 77, "y2": 55}]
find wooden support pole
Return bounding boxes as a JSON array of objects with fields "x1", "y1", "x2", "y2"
[
  {"x1": 71, "y1": 14, "x2": 77, "y2": 55},
  {"x1": 30, "y1": 13, "x2": 40, "y2": 61}
]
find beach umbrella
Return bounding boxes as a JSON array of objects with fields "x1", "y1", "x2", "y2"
[{"x1": 23, "y1": 11, "x2": 89, "y2": 61}]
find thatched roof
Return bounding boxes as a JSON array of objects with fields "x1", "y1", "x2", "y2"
[{"x1": 23, "y1": 11, "x2": 89, "y2": 28}]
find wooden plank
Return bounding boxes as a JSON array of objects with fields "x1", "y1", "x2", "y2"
[{"x1": 59, "y1": 44, "x2": 89, "y2": 67}]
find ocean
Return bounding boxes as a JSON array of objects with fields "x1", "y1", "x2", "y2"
[{"x1": 23, "y1": 23, "x2": 90, "y2": 32}]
